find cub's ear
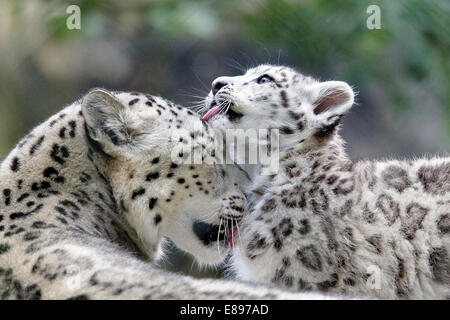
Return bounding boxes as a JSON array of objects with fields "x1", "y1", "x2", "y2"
[
  {"x1": 81, "y1": 89, "x2": 138, "y2": 156},
  {"x1": 310, "y1": 81, "x2": 354, "y2": 135}
]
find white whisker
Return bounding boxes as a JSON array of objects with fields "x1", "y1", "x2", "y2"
[
  {"x1": 217, "y1": 217, "x2": 223, "y2": 256},
  {"x1": 231, "y1": 219, "x2": 235, "y2": 250}
]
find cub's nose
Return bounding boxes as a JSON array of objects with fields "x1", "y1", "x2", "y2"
[{"x1": 212, "y1": 78, "x2": 229, "y2": 95}]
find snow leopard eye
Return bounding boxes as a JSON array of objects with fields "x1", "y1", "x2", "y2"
[{"x1": 257, "y1": 74, "x2": 273, "y2": 84}]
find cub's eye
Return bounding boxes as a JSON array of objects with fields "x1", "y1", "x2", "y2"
[{"x1": 257, "y1": 75, "x2": 273, "y2": 84}]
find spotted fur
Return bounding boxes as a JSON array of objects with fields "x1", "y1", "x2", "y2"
[
  {"x1": 0, "y1": 88, "x2": 333, "y2": 300},
  {"x1": 205, "y1": 65, "x2": 449, "y2": 299}
]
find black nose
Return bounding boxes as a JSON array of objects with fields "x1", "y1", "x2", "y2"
[
  {"x1": 212, "y1": 80, "x2": 227, "y2": 95},
  {"x1": 193, "y1": 220, "x2": 220, "y2": 246}
]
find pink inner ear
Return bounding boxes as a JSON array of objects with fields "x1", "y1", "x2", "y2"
[{"x1": 313, "y1": 90, "x2": 349, "y2": 115}]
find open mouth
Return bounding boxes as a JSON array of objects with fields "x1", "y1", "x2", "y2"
[
  {"x1": 193, "y1": 220, "x2": 238, "y2": 248},
  {"x1": 203, "y1": 100, "x2": 243, "y2": 122}
]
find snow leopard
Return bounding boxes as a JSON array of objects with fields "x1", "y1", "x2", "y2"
[
  {"x1": 202, "y1": 64, "x2": 449, "y2": 299},
  {"x1": 0, "y1": 88, "x2": 335, "y2": 300}
]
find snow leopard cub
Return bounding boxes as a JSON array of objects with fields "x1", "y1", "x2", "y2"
[{"x1": 202, "y1": 64, "x2": 449, "y2": 299}]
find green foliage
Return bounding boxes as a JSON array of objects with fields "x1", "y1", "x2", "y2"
[
  {"x1": 237, "y1": 0, "x2": 449, "y2": 134},
  {"x1": 147, "y1": 1, "x2": 220, "y2": 39}
]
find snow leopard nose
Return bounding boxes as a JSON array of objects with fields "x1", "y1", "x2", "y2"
[{"x1": 212, "y1": 78, "x2": 229, "y2": 95}]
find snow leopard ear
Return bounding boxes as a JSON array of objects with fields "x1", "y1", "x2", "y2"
[
  {"x1": 82, "y1": 89, "x2": 138, "y2": 156},
  {"x1": 310, "y1": 81, "x2": 354, "y2": 137}
]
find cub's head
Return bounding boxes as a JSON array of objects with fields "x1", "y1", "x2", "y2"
[
  {"x1": 81, "y1": 89, "x2": 243, "y2": 265},
  {"x1": 203, "y1": 65, "x2": 354, "y2": 150}
]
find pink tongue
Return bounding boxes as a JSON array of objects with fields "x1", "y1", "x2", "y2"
[
  {"x1": 203, "y1": 106, "x2": 221, "y2": 121},
  {"x1": 226, "y1": 226, "x2": 239, "y2": 249}
]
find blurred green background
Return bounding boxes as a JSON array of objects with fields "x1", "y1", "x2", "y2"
[{"x1": 0, "y1": 0, "x2": 449, "y2": 277}]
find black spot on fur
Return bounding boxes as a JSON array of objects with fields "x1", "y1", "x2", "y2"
[
  {"x1": 149, "y1": 197, "x2": 158, "y2": 209},
  {"x1": 367, "y1": 234, "x2": 383, "y2": 254},
  {"x1": 31, "y1": 221, "x2": 56, "y2": 229},
  {"x1": 128, "y1": 98, "x2": 139, "y2": 106},
  {"x1": 154, "y1": 214, "x2": 162, "y2": 225},
  {"x1": 60, "y1": 200, "x2": 80, "y2": 211},
  {"x1": 395, "y1": 255, "x2": 408, "y2": 296},
  {"x1": 146, "y1": 172, "x2": 160, "y2": 181},
  {"x1": 343, "y1": 278, "x2": 356, "y2": 286},
  {"x1": 68, "y1": 120, "x2": 77, "y2": 138},
  {"x1": 79, "y1": 172, "x2": 91, "y2": 183},
  {"x1": 4, "y1": 227, "x2": 25, "y2": 237},
  {"x1": 418, "y1": 163, "x2": 450, "y2": 195},
  {"x1": 280, "y1": 126, "x2": 294, "y2": 134},
  {"x1": 0, "y1": 243, "x2": 10, "y2": 255},
  {"x1": 152, "y1": 157, "x2": 160, "y2": 164},
  {"x1": 23, "y1": 232, "x2": 40, "y2": 241},
  {"x1": 280, "y1": 90, "x2": 289, "y2": 108},
  {"x1": 288, "y1": 110, "x2": 304, "y2": 121},
  {"x1": 31, "y1": 181, "x2": 51, "y2": 191},
  {"x1": 10, "y1": 204, "x2": 44, "y2": 220},
  {"x1": 25, "y1": 284, "x2": 42, "y2": 299},
  {"x1": 29, "y1": 136, "x2": 45, "y2": 155},
  {"x1": 382, "y1": 166, "x2": 411, "y2": 193},
  {"x1": 298, "y1": 278, "x2": 312, "y2": 290},
  {"x1": 296, "y1": 245, "x2": 322, "y2": 271},
  {"x1": 298, "y1": 219, "x2": 310, "y2": 235},
  {"x1": 3, "y1": 189, "x2": 11, "y2": 206},
  {"x1": 55, "y1": 206, "x2": 67, "y2": 216},
  {"x1": 401, "y1": 202, "x2": 428, "y2": 240},
  {"x1": 11, "y1": 157, "x2": 20, "y2": 172},
  {"x1": 437, "y1": 214, "x2": 450, "y2": 235},
  {"x1": 317, "y1": 273, "x2": 338, "y2": 291},
  {"x1": 246, "y1": 233, "x2": 268, "y2": 259},
  {"x1": 59, "y1": 127, "x2": 67, "y2": 138},
  {"x1": 57, "y1": 217, "x2": 68, "y2": 224},
  {"x1": 17, "y1": 193, "x2": 29, "y2": 203},
  {"x1": 131, "y1": 188, "x2": 146, "y2": 199},
  {"x1": 261, "y1": 198, "x2": 276, "y2": 212},
  {"x1": 43, "y1": 167, "x2": 59, "y2": 178},
  {"x1": 376, "y1": 194, "x2": 400, "y2": 226},
  {"x1": 271, "y1": 218, "x2": 293, "y2": 251},
  {"x1": 50, "y1": 144, "x2": 70, "y2": 165},
  {"x1": 429, "y1": 247, "x2": 449, "y2": 284}
]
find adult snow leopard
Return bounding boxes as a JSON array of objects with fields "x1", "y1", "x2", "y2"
[
  {"x1": 202, "y1": 64, "x2": 449, "y2": 299},
  {"x1": 0, "y1": 88, "x2": 333, "y2": 300}
]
